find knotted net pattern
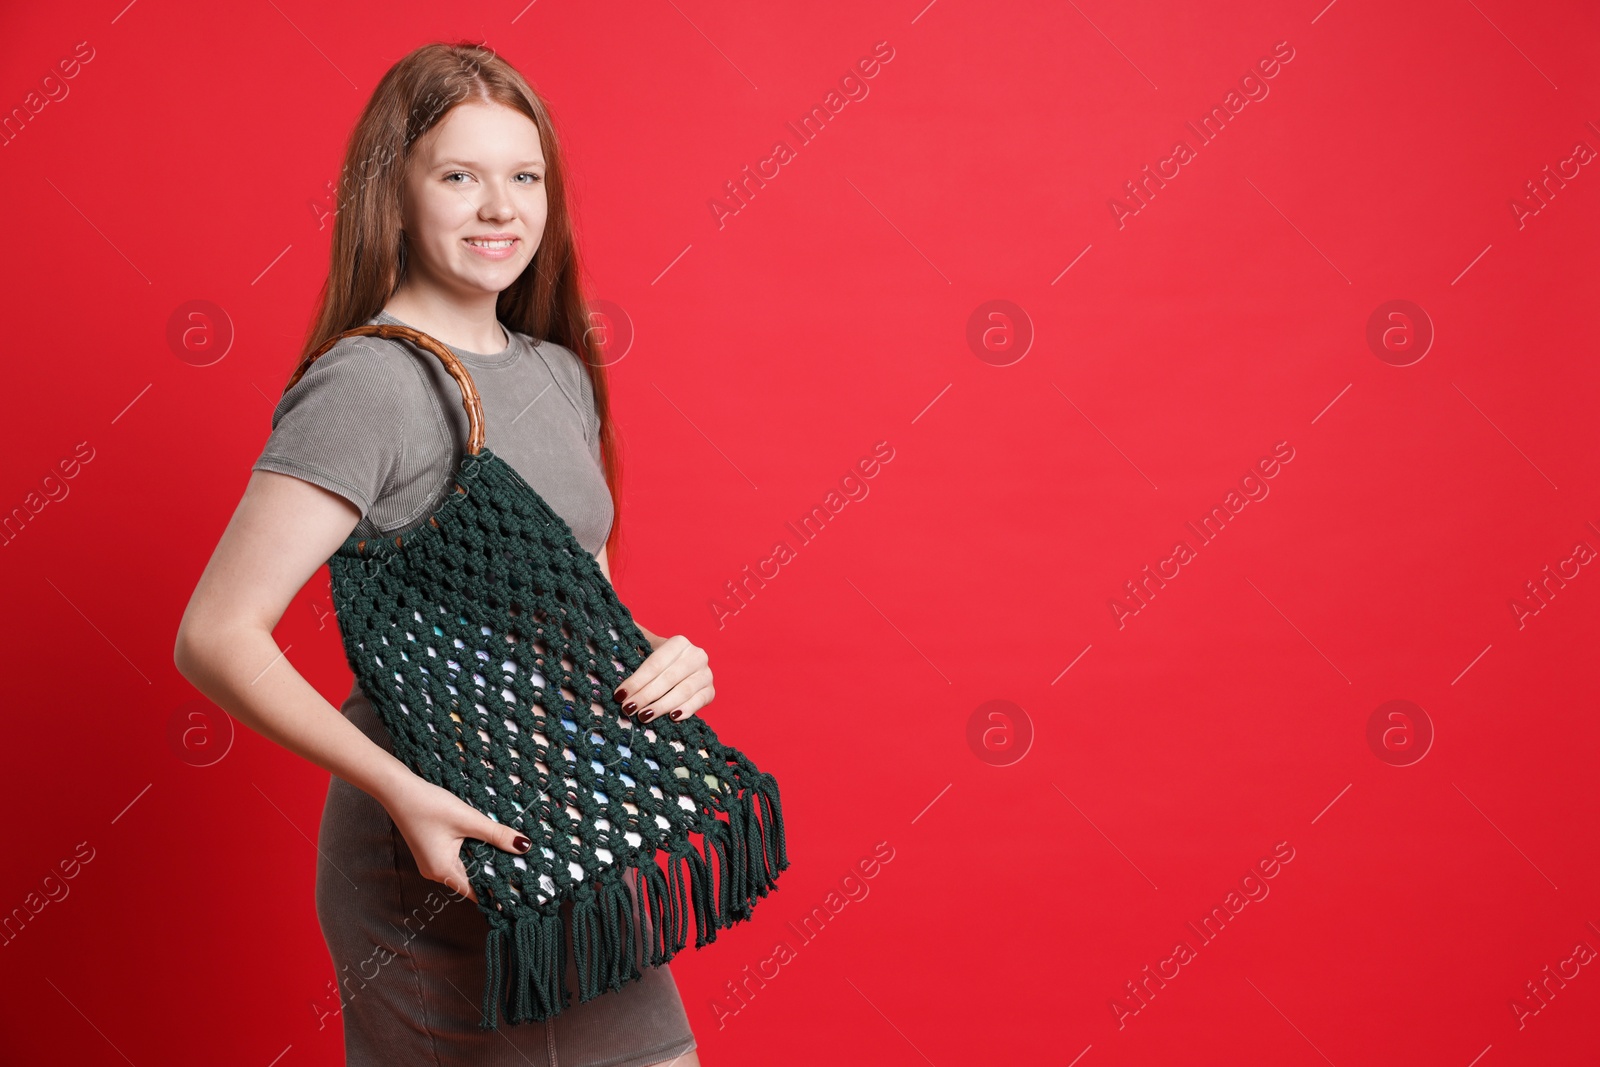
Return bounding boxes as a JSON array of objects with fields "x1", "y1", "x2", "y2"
[{"x1": 326, "y1": 447, "x2": 788, "y2": 1029}]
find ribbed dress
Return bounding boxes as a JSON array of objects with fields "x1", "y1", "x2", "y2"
[{"x1": 253, "y1": 310, "x2": 697, "y2": 1067}]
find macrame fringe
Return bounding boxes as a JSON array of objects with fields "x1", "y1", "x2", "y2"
[{"x1": 476, "y1": 770, "x2": 789, "y2": 1030}]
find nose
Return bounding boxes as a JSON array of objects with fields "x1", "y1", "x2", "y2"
[{"x1": 479, "y1": 184, "x2": 515, "y2": 222}]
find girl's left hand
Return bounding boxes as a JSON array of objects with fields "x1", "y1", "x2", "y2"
[{"x1": 614, "y1": 634, "x2": 713, "y2": 724}]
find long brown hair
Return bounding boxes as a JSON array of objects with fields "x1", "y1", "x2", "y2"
[{"x1": 293, "y1": 39, "x2": 624, "y2": 564}]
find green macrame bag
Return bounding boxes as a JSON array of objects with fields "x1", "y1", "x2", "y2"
[{"x1": 284, "y1": 323, "x2": 790, "y2": 1030}]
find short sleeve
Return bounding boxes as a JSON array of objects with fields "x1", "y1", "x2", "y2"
[{"x1": 252, "y1": 340, "x2": 407, "y2": 520}]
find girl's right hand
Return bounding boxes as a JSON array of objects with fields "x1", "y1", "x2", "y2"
[{"x1": 381, "y1": 775, "x2": 533, "y2": 903}]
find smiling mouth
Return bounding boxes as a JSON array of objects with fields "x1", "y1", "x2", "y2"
[{"x1": 465, "y1": 237, "x2": 517, "y2": 249}]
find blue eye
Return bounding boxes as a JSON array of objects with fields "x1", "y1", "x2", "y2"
[{"x1": 443, "y1": 170, "x2": 541, "y2": 184}]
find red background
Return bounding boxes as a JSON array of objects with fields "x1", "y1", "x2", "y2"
[{"x1": 3, "y1": 1, "x2": 1598, "y2": 1064}]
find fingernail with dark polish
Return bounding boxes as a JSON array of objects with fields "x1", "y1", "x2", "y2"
[
  {"x1": 614, "y1": 688, "x2": 627, "y2": 701},
  {"x1": 623, "y1": 702, "x2": 637, "y2": 715},
  {"x1": 639, "y1": 709, "x2": 656, "y2": 722},
  {"x1": 513, "y1": 835, "x2": 532, "y2": 853},
  {"x1": 668, "y1": 709, "x2": 684, "y2": 721}
]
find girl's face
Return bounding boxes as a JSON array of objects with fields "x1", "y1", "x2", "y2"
[{"x1": 399, "y1": 100, "x2": 547, "y2": 300}]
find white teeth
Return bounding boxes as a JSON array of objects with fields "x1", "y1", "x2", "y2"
[{"x1": 468, "y1": 238, "x2": 514, "y2": 248}]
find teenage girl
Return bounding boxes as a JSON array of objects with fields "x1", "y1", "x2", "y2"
[{"x1": 176, "y1": 41, "x2": 712, "y2": 1067}]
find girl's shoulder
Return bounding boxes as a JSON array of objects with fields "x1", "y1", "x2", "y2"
[
  {"x1": 515, "y1": 331, "x2": 599, "y2": 438},
  {"x1": 517, "y1": 332, "x2": 591, "y2": 395},
  {"x1": 277, "y1": 332, "x2": 437, "y2": 415},
  {"x1": 516, "y1": 330, "x2": 578, "y2": 367}
]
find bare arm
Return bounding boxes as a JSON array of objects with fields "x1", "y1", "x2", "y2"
[
  {"x1": 173, "y1": 470, "x2": 416, "y2": 798},
  {"x1": 174, "y1": 470, "x2": 531, "y2": 899}
]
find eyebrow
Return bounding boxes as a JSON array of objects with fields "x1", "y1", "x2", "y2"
[{"x1": 435, "y1": 159, "x2": 545, "y2": 169}]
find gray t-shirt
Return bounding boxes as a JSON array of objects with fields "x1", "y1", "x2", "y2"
[{"x1": 253, "y1": 309, "x2": 614, "y2": 555}]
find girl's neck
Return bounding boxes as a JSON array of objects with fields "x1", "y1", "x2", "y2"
[{"x1": 381, "y1": 291, "x2": 508, "y2": 355}]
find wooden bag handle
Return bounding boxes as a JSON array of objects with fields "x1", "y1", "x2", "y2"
[{"x1": 283, "y1": 322, "x2": 486, "y2": 456}]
